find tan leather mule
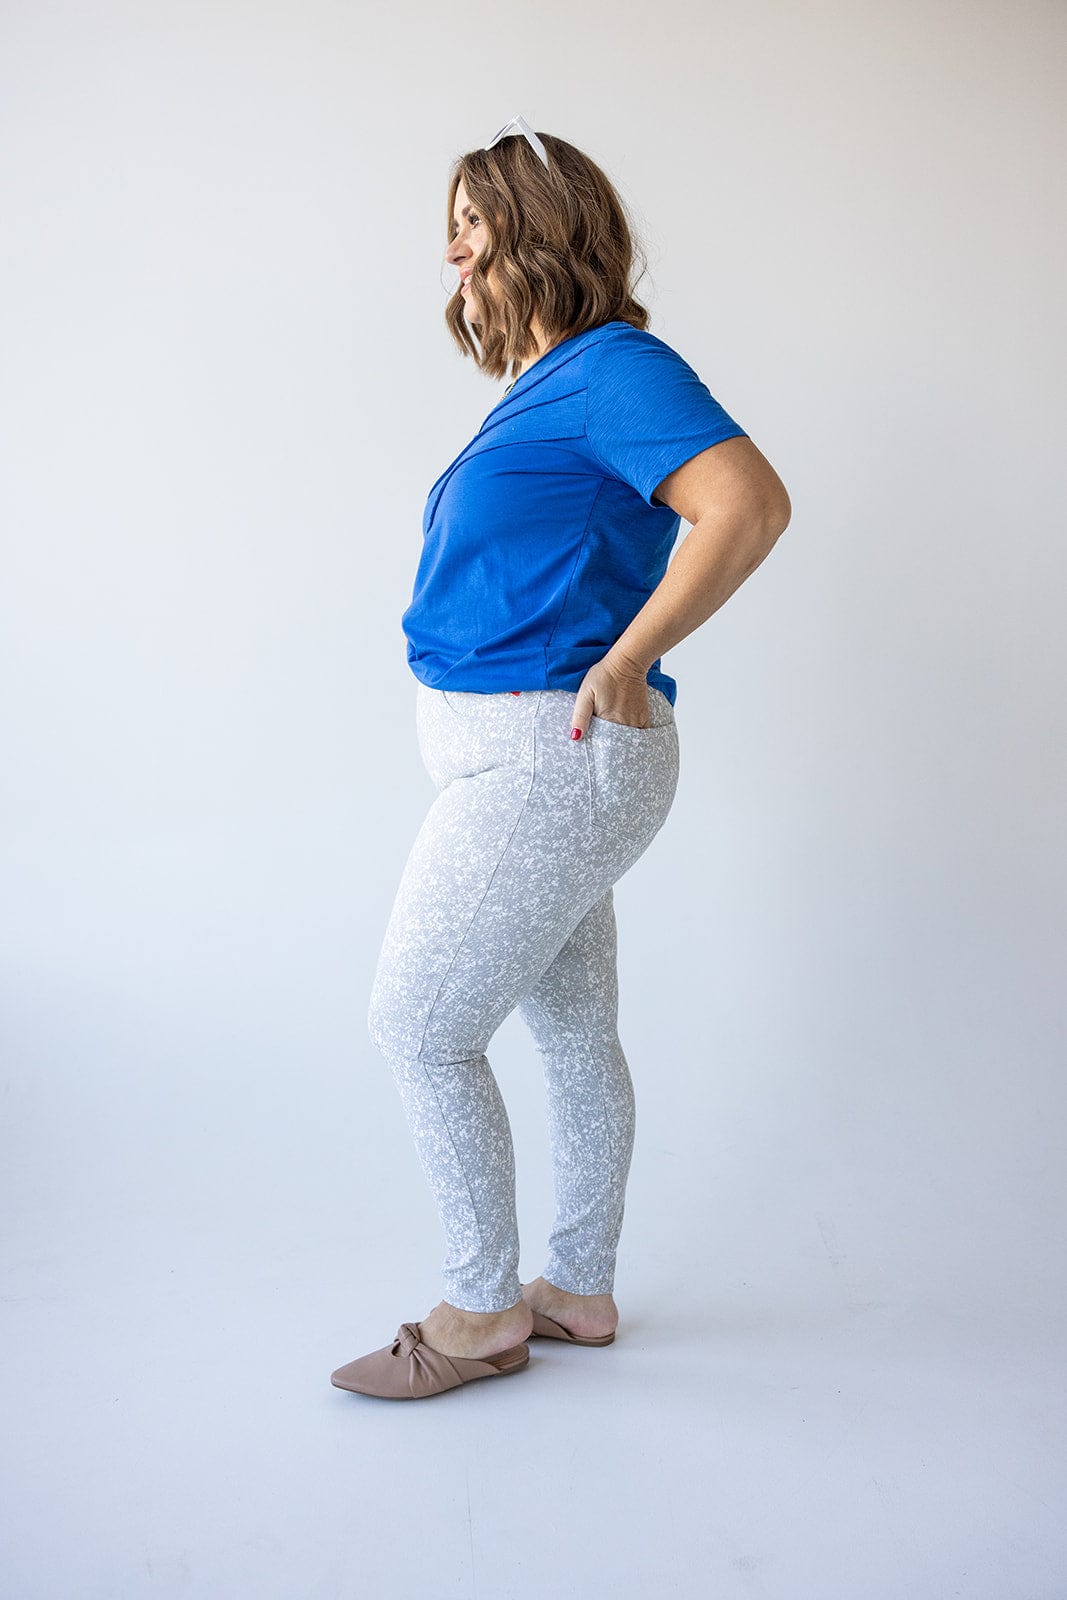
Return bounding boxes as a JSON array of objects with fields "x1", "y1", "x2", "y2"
[
  {"x1": 528, "y1": 1309, "x2": 616, "y2": 1346},
  {"x1": 330, "y1": 1320, "x2": 530, "y2": 1400}
]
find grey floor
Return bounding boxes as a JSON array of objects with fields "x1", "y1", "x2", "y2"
[{"x1": 4, "y1": 980, "x2": 1064, "y2": 1600}]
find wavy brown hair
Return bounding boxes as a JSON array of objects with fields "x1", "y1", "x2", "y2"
[{"x1": 444, "y1": 129, "x2": 651, "y2": 384}]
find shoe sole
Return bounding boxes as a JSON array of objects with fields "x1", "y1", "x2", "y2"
[{"x1": 528, "y1": 1309, "x2": 617, "y2": 1345}]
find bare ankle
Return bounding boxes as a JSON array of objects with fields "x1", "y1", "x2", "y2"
[
  {"x1": 441, "y1": 1298, "x2": 528, "y2": 1323},
  {"x1": 539, "y1": 1277, "x2": 614, "y2": 1302}
]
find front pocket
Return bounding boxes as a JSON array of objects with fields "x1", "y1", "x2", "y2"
[{"x1": 589, "y1": 687, "x2": 674, "y2": 733}]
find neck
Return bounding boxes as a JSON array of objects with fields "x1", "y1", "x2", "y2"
[{"x1": 515, "y1": 316, "x2": 550, "y2": 379}]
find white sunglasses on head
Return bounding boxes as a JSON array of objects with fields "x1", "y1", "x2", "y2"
[{"x1": 484, "y1": 114, "x2": 549, "y2": 169}]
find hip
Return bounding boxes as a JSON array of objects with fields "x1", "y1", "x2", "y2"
[{"x1": 414, "y1": 681, "x2": 679, "y2": 833}]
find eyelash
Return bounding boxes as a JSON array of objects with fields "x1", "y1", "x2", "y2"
[{"x1": 451, "y1": 213, "x2": 481, "y2": 239}]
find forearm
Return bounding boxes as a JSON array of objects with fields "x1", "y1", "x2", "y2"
[{"x1": 602, "y1": 505, "x2": 787, "y2": 678}]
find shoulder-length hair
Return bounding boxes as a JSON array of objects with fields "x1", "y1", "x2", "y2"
[{"x1": 444, "y1": 130, "x2": 651, "y2": 384}]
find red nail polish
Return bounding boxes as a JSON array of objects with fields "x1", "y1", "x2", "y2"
[{"x1": 570, "y1": 726, "x2": 582, "y2": 740}]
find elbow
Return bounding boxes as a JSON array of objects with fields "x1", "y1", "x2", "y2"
[
  {"x1": 750, "y1": 489, "x2": 791, "y2": 560},
  {"x1": 765, "y1": 483, "x2": 792, "y2": 539}
]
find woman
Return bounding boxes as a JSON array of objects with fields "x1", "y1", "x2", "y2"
[{"x1": 331, "y1": 117, "x2": 791, "y2": 1400}]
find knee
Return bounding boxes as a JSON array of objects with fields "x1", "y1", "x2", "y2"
[
  {"x1": 367, "y1": 977, "x2": 425, "y2": 1064},
  {"x1": 368, "y1": 979, "x2": 489, "y2": 1069}
]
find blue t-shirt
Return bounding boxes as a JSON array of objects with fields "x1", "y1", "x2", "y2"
[{"x1": 401, "y1": 319, "x2": 748, "y2": 706}]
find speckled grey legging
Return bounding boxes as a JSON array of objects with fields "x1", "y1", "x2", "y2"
[{"x1": 367, "y1": 680, "x2": 680, "y2": 1313}]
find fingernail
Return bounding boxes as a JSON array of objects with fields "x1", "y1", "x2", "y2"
[{"x1": 570, "y1": 727, "x2": 582, "y2": 740}]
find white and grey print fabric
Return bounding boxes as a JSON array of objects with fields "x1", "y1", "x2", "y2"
[{"x1": 367, "y1": 682, "x2": 680, "y2": 1312}]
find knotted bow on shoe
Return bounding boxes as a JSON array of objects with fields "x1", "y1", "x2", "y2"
[{"x1": 391, "y1": 1321, "x2": 467, "y2": 1398}]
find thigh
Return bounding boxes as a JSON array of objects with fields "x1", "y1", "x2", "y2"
[{"x1": 369, "y1": 735, "x2": 604, "y2": 1064}]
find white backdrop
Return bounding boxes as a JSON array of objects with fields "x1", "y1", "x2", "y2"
[{"x1": 2, "y1": 2, "x2": 1064, "y2": 1596}]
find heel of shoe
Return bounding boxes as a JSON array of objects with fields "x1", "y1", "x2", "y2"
[
  {"x1": 530, "y1": 1309, "x2": 617, "y2": 1345},
  {"x1": 485, "y1": 1343, "x2": 530, "y2": 1373}
]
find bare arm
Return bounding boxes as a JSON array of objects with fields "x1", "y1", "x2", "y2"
[{"x1": 571, "y1": 435, "x2": 792, "y2": 733}]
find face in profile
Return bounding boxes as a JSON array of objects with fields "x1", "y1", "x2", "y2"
[{"x1": 447, "y1": 178, "x2": 495, "y2": 324}]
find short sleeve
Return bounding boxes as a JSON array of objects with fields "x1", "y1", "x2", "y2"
[{"x1": 584, "y1": 331, "x2": 748, "y2": 507}]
